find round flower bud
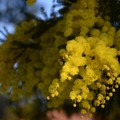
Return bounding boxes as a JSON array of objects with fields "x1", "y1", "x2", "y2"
[
  {"x1": 101, "y1": 104, "x2": 105, "y2": 108},
  {"x1": 106, "y1": 96, "x2": 110, "y2": 100}
]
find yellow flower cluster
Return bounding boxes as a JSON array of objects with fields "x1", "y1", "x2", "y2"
[
  {"x1": 0, "y1": 20, "x2": 42, "y2": 100},
  {"x1": 0, "y1": 0, "x2": 120, "y2": 117},
  {"x1": 63, "y1": 0, "x2": 97, "y2": 37},
  {"x1": 42, "y1": 0, "x2": 120, "y2": 115},
  {"x1": 56, "y1": 35, "x2": 120, "y2": 114}
]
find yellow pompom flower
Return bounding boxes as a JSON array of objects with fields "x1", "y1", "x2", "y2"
[
  {"x1": 69, "y1": 92, "x2": 76, "y2": 100},
  {"x1": 76, "y1": 95, "x2": 82, "y2": 102},
  {"x1": 82, "y1": 100, "x2": 91, "y2": 109},
  {"x1": 90, "y1": 107, "x2": 96, "y2": 113}
]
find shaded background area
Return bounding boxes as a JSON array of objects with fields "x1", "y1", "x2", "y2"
[{"x1": 0, "y1": 0, "x2": 63, "y2": 40}]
